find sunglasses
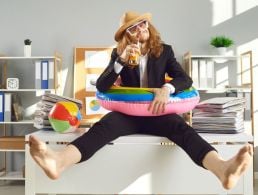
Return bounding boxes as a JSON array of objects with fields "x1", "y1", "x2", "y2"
[{"x1": 126, "y1": 20, "x2": 149, "y2": 36}]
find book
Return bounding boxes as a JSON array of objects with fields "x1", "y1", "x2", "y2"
[
  {"x1": 37, "y1": 100, "x2": 56, "y2": 108},
  {"x1": 34, "y1": 116, "x2": 51, "y2": 125},
  {"x1": 4, "y1": 93, "x2": 11, "y2": 122},
  {"x1": 34, "y1": 110, "x2": 49, "y2": 119},
  {"x1": 196, "y1": 97, "x2": 246, "y2": 109},
  {"x1": 199, "y1": 60, "x2": 207, "y2": 88},
  {"x1": 35, "y1": 61, "x2": 41, "y2": 89},
  {"x1": 48, "y1": 61, "x2": 54, "y2": 89},
  {"x1": 193, "y1": 119, "x2": 244, "y2": 132},
  {"x1": 194, "y1": 104, "x2": 245, "y2": 113},
  {"x1": 0, "y1": 92, "x2": 4, "y2": 121},
  {"x1": 41, "y1": 60, "x2": 48, "y2": 89},
  {"x1": 36, "y1": 101, "x2": 54, "y2": 112},
  {"x1": 11, "y1": 93, "x2": 23, "y2": 121},
  {"x1": 0, "y1": 66, "x2": 3, "y2": 89},
  {"x1": 195, "y1": 129, "x2": 244, "y2": 134},
  {"x1": 192, "y1": 116, "x2": 243, "y2": 124},
  {"x1": 206, "y1": 60, "x2": 214, "y2": 88},
  {"x1": 41, "y1": 93, "x2": 82, "y2": 108},
  {"x1": 193, "y1": 110, "x2": 243, "y2": 117},
  {"x1": 191, "y1": 60, "x2": 199, "y2": 88}
]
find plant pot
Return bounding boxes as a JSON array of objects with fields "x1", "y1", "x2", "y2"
[
  {"x1": 216, "y1": 47, "x2": 226, "y2": 55},
  {"x1": 24, "y1": 45, "x2": 31, "y2": 57}
]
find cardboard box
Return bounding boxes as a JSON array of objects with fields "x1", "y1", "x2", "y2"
[{"x1": 0, "y1": 136, "x2": 25, "y2": 150}]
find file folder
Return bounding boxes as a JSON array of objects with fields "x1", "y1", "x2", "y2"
[
  {"x1": 191, "y1": 60, "x2": 199, "y2": 88},
  {"x1": 4, "y1": 93, "x2": 11, "y2": 122},
  {"x1": 48, "y1": 61, "x2": 54, "y2": 89},
  {"x1": 206, "y1": 60, "x2": 214, "y2": 88},
  {"x1": 199, "y1": 60, "x2": 207, "y2": 88},
  {"x1": 35, "y1": 61, "x2": 41, "y2": 89},
  {"x1": 41, "y1": 60, "x2": 49, "y2": 89},
  {"x1": 0, "y1": 92, "x2": 4, "y2": 121}
]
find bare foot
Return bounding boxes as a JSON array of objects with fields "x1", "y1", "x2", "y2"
[
  {"x1": 221, "y1": 144, "x2": 253, "y2": 189},
  {"x1": 29, "y1": 135, "x2": 61, "y2": 179}
]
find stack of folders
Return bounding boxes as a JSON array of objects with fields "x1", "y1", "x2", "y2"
[
  {"x1": 34, "y1": 93, "x2": 82, "y2": 130},
  {"x1": 192, "y1": 97, "x2": 246, "y2": 134}
]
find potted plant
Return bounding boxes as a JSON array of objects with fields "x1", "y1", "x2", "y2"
[
  {"x1": 24, "y1": 39, "x2": 32, "y2": 57},
  {"x1": 210, "y1": 36, "x2": 234, "y2": 55}
]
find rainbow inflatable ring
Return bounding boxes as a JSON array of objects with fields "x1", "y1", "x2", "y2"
[{"x1": 96, "y1": 86, "x2": 200, "y2": 116}]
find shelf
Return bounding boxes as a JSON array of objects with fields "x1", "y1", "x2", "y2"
[
  {"x1": 0, "y1": 171, "x2": 25, "y2": 180},
  {"x1": 0, "y1": 56, "x2": 61, "y2": 61},
  {"x1": 191, "y1": 55, "x2": 238, "y2": 59},
  {"x1": 183, "y1": 50, "x2": 254, "y2": 135},
  {"x1": 0, "y1": 52, "x2": 62, "y2": 182},
  {"x1": 197, "y1": 87, "x2": 252, "y2": 93},
  {"x1": 0, "y1": 89, "x2": 55, "y2": 92},
  {"x1": 0, "y1": 120, "x2": 33, "y2": 124},
  {"x1": 0, "y1": 149, "x2": 25, "y2": 152},
  {"x1": 0, "y1": 136, "x2": 25, "y2": 150}
]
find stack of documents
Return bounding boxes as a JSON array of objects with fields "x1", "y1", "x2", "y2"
[
  {"x1": 34, "y1": 93, "x2": 82, "y2": 130},
  {"x1": 192, "y1": 97, "x2": 246, "y2": 133}
]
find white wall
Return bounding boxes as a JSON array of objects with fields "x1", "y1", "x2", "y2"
[{"x1": 0, "y1": 0, "x2": 257, "y2": 170}]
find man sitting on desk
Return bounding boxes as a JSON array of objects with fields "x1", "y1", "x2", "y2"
[{"x1": 29, "y1": 11, "x2": 253, "y2": 190}]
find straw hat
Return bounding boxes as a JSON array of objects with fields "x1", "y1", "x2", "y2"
[{"x1": 114, "y1": 11, "x2": 152, "y2": 41}]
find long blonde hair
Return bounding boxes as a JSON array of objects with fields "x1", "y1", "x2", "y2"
[{"x1": 116, "y1": 22, "x2": 163, "y2": 58}]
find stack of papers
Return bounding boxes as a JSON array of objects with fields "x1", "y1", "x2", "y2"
[
  {"x1": 34, "y1": 93, "x2": 82, "y2": 130},
  {"x1": 196, "y1": 97, "x2": 245, "y2": 109},
  {"x1": 192, "y1": 97, "x2": 246, "y2": 134}
]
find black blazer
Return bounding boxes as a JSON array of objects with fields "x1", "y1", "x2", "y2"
[{"x1": 96, "y1": 44, "x2": 192, "y2": 93}]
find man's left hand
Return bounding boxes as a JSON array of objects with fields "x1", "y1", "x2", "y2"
[{"x1": 148, "y1": 87, "x2": 170, "y2": 115}]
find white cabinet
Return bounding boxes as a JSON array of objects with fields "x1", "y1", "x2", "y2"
[
  {"x1": 0, "y1": 53, "x2": 62, "y2": 181},
  {"x1": 25, "y1": 131, "x2": 253, "y2": 195}
]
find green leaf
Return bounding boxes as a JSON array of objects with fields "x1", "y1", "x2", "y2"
[{"x1": 210, "y1": 36, "x2": 234, "y2": 48}]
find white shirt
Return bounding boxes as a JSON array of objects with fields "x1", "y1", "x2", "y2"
[
  {"x1": 114, "y1": 56, "x2": 175, "y2": 93},
  {"x1": 139, "y1": 54, "x2": 148, "y2": 87}
]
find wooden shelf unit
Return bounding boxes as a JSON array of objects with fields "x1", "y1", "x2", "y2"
[{"x1": 0, "y1": 52, "x2": 62, "y2": 181}]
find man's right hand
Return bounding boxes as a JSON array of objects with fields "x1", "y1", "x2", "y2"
[{"x1": 120, "y1": 44, "x2": 141, "y2": 62}]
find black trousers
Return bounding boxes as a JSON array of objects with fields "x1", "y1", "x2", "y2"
[{"x1": 71, "y1": 111, "x2": 216, "y2": 168}]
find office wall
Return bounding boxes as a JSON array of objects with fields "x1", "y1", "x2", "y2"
[{"x1": 0, "y1": 0, "x2": 257, "y2": 171}]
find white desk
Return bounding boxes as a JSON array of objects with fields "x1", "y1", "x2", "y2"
[{"x1": 25, "y1": 130, "x2": 253, "y2": 195}]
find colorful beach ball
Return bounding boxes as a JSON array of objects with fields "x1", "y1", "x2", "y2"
[{"x1": 48, "y1": 101, "x2": 82, "y2": 133}]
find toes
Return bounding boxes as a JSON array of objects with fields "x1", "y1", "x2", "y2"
[
  {"x1": 29, "y1": 135, "x2": 44, "y2": 146},
  {"x1": 239, "y1": 144, "x2": 253, "y2": 157},
  {"x1": 29, "y1": 135, "x2": 40, "y2": 144},
  {"x1": 237, "y1": 145, "x2": 250, "y2": 159},
  {"x1": 29, "y1": 135, "x2": 36, "y2": 146},
  {"x1": 247, "y1": 144, "x2": 253, "y2": 156},
  {"x1": 239, "y1": 145, "x2": 248, "y2": 154},
  {"x1": 29, "y1": 135, "x2": 46, "y2": 151}
]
